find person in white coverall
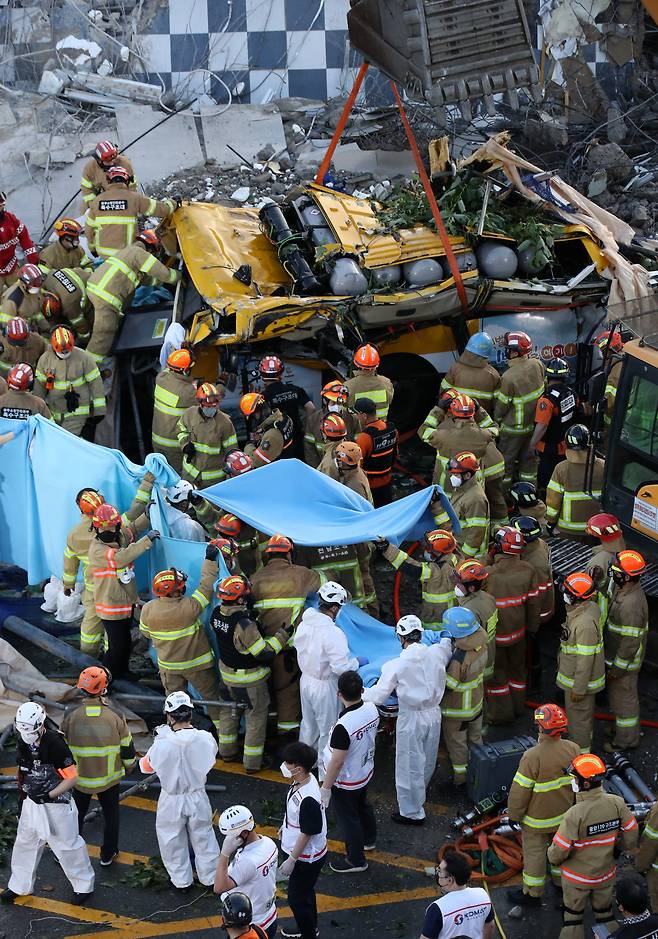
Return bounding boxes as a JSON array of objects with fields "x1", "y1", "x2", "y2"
[
  {"x1": 139, "y1": 691, "x2": 219, "y2": 890},
  {"x1": 363, "y1": 614, "x2": 453, "y2": 825},
  {"x1": 293, "y1": 581, "x2": 362, "y2": 768},
  {"x1": 164, "y1": 480, "x2": 206, "y2": 542}
]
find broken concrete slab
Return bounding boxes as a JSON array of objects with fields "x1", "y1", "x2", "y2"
[
  {"x1": 116, "y1": 106, "x2": 203, "y2": 186},
  {"x1": 0, "y1": 103, "x2": 16, "y2": 128},
  {"x1": 201, "y1": 104, "x2": 288, "y2": 168},
  {"x1": 330, "y1": 143, "x2": 417, "y2": 177}
]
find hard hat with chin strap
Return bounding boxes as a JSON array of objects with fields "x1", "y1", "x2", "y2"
[
  {"x1": 218, "y1": 804, "x2": 255, "y2": 835},
  {"x1": 465, "y1": 331, "x2": 494, "y2": 358}
]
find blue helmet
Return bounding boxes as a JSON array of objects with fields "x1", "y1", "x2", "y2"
[
  {"x1": 440, "y1": 606, "x2": 480, "y2": 639},
  {"x1": 465, "y1": 332, "x2": 494, "y2": 359}
]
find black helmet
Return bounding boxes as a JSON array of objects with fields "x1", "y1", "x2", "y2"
[
  {"x1": 509, "y1": 481, "x2": 539, "y2": 507},
  {"x1": 566, "y1": 423, "x2": 589, "y2": 450},
  {"x1": 220, "y1": 891, "x2": 252, "y2": 927},
  {"x1": 545, "y1": 357, "x2": 569, "y2": 379},
  {"x1": 511, "y1": 515, "x2": 542, "y2": 543}
]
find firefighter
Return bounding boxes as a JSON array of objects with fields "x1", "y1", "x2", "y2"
[
  {"x1": 0, "y1": 192, "x2": 39, "y2": 290},
  {"x1": 210, "y1": 575, "x2": 289, "y2": 772},
  {"x1": 34, "y1": 326, "x2": 106, "y2": 438},
  {"x1": 440, "y1": 331, "x2": 501, "y2": 415},
  {"x1": 509, "y1": 480, "x2": 548, "y2": 533},
  {"x1": 546, "y1": 425, "x2": 604, "y2": 539},
  {"x1": 0, "y1": 703, "x2": 94, "y2": 905},
  {"x1": 547, "y1": 753, "x2": 638, "y2": 939},
  {"x1": 454, "y1": 559, "x2": 499, "y2": 685},
  {"x1": 80, "y1": 140, "x2": 136, "y2": 208},
  {"x1": 41, "y1": 267, "x2": 92, "y2": 342},
  {"x1": 527, "y1": 357, "x2": 577, "y2": 491},
  {"x1": 139, "y1": 546, "x2": 224, "y2": 733},
  {"x1": 354, "y1": 396, "x2": 398, "y2": 507},
  {"x1": 440, "y1": 606, "x2": 488, "y2": 787},
  {"x1": 419, "y1": 387, "x2": 496, "y2": 446},
  {"x1": 333, "y1": 440, "x2": 373, "y2": 502},
  {"x1": 484, "y1": 526, "x2": 540, "y2": 723},
  {"x1": 434, "y1": 451, "x2": 490, "y2": 559},
  {"x1": 603, "y1": 549, "x2": 648, "y2": 753},
  {"x1": 494, "y1": 330, "x2": 545, "y2": 489},
  {"x1": 87, "y1": 502, "x2": 157, "y2": 679},
  {"x1": 178, "y1": 382, "x2": 238, "y2": 487},
  {"x1": 635, "y1": 801, "x2": 658, "y2": 913},
  {"x1": 586, "y1": 513, "x2": 626, "y2": 588},
  {"x1": 86, "y1": 231, "x2": 179, "y2": 361},
  {"x1": 151, "y1": 348, "x2": 197, "y2": 472},
  {"x1": 556, "y1": 572, "x2": 605, "y2": 753},
  {"x1": 0, "y1": 316, "x2": 47, "y2": 375},
  {"x1": 304, "y1": 379, "x2": 359, "y2": 467},
  {"x1": 258, "y1": 354, "x2": 315, "y2": 459},
  {"x1": 0, "y1": 363, "x2": 52, "y2": 419},
  {"x1": 213, "y1": 510, "x2": 263, "y2": 579},
  {"x1": 40, "y1": 219, "x2": 91, "y2": 271},
  {"x1": 250, "y1": 534, "x2": 322, "y2": 736},
  {"x1": 316, "y1": 413, "x2": 348, "y2": 479},
  {"x1": 512, "y1": 516, "x2": 554, "y2": 624},
  {"x1": 0, "y1": 263, "x2": 49, "y2": 333},
  {"x1": 60, "y1": 666, "x2": 135, "y2": 867},
  {"x1": 594, "y1": 330, "x2": 624, "y2": 447},
  {"x1": 345, "y1": 343, "x2": 394, "y2": 420},
  {"x1": 298, "y1": 540, "x2": 371, "y2": 613},
  {"x1": 506, "y1": 703, "x2": 579, "y2": 906},
  {"x1": 375, "y1": 529, "x2": 458, "y2": 629},
  {"x1": 426, "y1": 393, "x2": 507, "y2": 526},
  {"x1": 241, "y1": 392, "x2": 294, "y2": 467}
]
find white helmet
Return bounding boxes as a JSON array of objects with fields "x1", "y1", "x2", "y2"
[
  {"x1": 218, "y1": 804, "x2": 255, "y2": 835},
  {"x1": 15, "y1": 702, "x2": 46, "y2": 743},
  {"x1": 164, "y1": 691, "x2": 194, "y2": 713},
  {"x1": 167, "y1": 479, "x2": 193, "y2": 504},
  {"x1": 318, "y1": 581, "x2": 349, "y2": 606},
  {"x1": 395, "y1": 614, "x2": 424, "y2": 638}
]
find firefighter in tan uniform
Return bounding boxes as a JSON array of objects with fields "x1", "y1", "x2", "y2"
[
  {"x1": 603, "y1": 550, "x2": 648, "y2": 752},
  {"x1": 34, "y1": 327, "x2": 106, "y2": 437},
  {"x1": 298, "y1": 543, "x2": 371, "y2": 612},
  {"x1": 315, "y1": 414, "x2": 349, "y2": 479},
  {"x1": 39, "y1": 219, "x2": 91, "y2": 271},
  {"x1": 510, "y1": 481, "x2": 548, "y2": 534},
  {"x1": 0, "y1": 363, "x2": 51, "y2": 419},
  {"x1": 250, "y1": 535, "x2": 322, "y2": 735},
  {"x1": 80, "y1": 140, "x2": 136, "y2": 208},
  {"x1": 548, "y1": 753, "x2": 638, "y2": 938},
  {"x1": 0, "y1": 264, "x2": 49, "y2": 333},
  {"x1": 434, "y1": 452, "x2": 490, "y2": 559},
  {"x1": 213, "y1": 511, "x2": 263, "y2": 579},
  {"x1": 331, "y1": 441, "x2": 377, "y2": 613},
  {"x1": 484, "y1": 526, "x2": 540, "y2": 723},
  {"x1": 151, "y1": 348, "x2": 197, "y2": 472},
  {"x1": 546, "y1": 425, "x2": 604, "y2": 539},
  {"x1": 494, "y1": 330, "x2": 545, "y2": 489},
  {"x1": 177, "y1": 382, "x2": 237, "y2": 487},
  {"x1": 41, "y1": 268, "x2": 91, "y2": 342},
  {"x1": 586, "y1": 513, "x2": 626, "y2": 588},
  {"x1": 304, "y1": 380, "x2": 359, "y2": 467},
  {"x1": 506, "y1": 704, "x2": 579, "y2": 905},
  {"x1": 85, "y1": 166, "x2": 175, "y2": 260},
  {"x1": 139, "y1": 548, "x2": 223, "y2": 733},
  {"x1": 86, "y1": 231, "x2": 179, "y2": 361},
  {"x1": 240, "y1": 393, "x2": 294, "y2": 468},
  {"x1": 454, "y1": 559, "x2": 498, "y2": 685},
  {"x1": 345, "y1": 343, "x2": 393, "y2": 421},
  {"x1": 419, "y1": 388, "x2": 496, "y2": 449},
  {"x1": 513, "y1": 516, "x2": 554, "y2": 624},
  {"x1": 0, "y1": 316, "x2": 47, "y2": 375},
  {"x1": 635, "y1": 801, "x2": 658, "y2": 912},
  {"x1": 440, "y1": 607, "x2": 488, "y2": 786},
  {"x1": 556, "y1": 573, "x2": 605, "y2": 753},
  {"x1": 441, "y1": 332, "x2": 501, "y2": 415},
  {"x1": 61, "y1": 667, "x2": 135, "y2": 866},
  {"x1": 594, "y1": 330, "x2": 624, "y2": 449},
  {"x1": 210, "y1": 576, "x2": 289, "y2": 771}
]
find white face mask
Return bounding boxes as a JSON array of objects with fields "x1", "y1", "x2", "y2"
[
  {"x1": 450, "y1": 474, "x2": 462, "y2": 488},
  {"x1": 27, "y1": 286, "x2": 40, "y2": 295},
  {"x1": 201, "y1": 406, "x2": 218, "y2": 418},
  {"x1": 563, "y1": 593, "x2": 573, "y2": 606},
  {"x1": 571, "y1": 778, "x2": 580, "y2": 793},
  {"x1": 18, "y1": 727, "x2": 41, "y2": 744},
  {"x1": 56, "y1": 350, "x2": 71, "y2": 360},
  {"x1": 327, "y1": 403, "x2": 342, "y2": 413},
  {"x1": 280, "y1": 762, "x2": 293, "y2": 779},
  {"x1": 454, "y1": 584, "x2": 467, "y2": 599}
]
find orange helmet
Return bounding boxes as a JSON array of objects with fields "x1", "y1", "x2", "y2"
[
  {"x1": 353, "y1": 343, "x2": 380, "y2": 369},
  {"x1": 586, "y1": 513, "x2": 622, "y2": 541},
  {"x1": 76, "y1": 488, "x2": 104, "y2": 516},
  {"x1": 610, "y1": 549, "x2": 646, "y2": 579},
  {"x1": 455, "y1": 559, "x2": 488, "y2": 584},
  {"x1": 18, "y1": 264, "x2": 43, "y2": 290},
  {"x1": 569, "y1": 753, "x2": 606, "y2": 783},
  {"x1": 259, "y1": 355, "x2": 283, "y2": 378},
  {"x1": 215, "y1": 514, "x2": 243, "y2": 538},
  {"x1": 41, "y1": 291, "x2": 62, "y2": 319},
  {"x1": 335, "y1": 441, "x2": 362, "y2": 468},
  {"x1": 448, "y1": 451, "x2": 479, "y2": 476},
  {"x1": 424, "y1": 529, "x2": 457, "y2": 557},
  {"x1": 7, "y1": 363, "x2": 34, "y2": 391},
  {"x1": 448, "y1": 394, "x2": 476, "y2": 420},
  {"x1": 210, "y1": 536, "x2": 238, "y2": 561},
  {"x1": 106, "y1": 165, "x2": 131, "y2": 185},
  {"x1": 77, "y1": 666, "x2": 109, "y2": 696},
  {"x1": 167, "y1": 348, "x2": 193, "y2": 373},
  {"x1": 92, "y1": 503, "x2": 122, "y2": 532},
  {"x1": 322, "y1": 413, "x2": 347, "y2": 440},
  {"x1": 225, "y1": 451, "x2": 252, "y2": 476},
  {"x1": 136, "y1": 229, "x2": 159, "y2": 249},
  {"x1": 534, "y1": 703, "x2": 568, "y2": 737},
  {"x1": 196, "y1": 382, "x2": 219, "y2": 404},
  {"x1": 217, "y1": 575, "x2": 250, "y2": 603},
  {"x1": 321, "y1": 379, "x2": 349, "y2": 406},
  {"x1": 51, "y1": 326, "x2": 75, "y2": 355},
  {"x1": 6, "y1": 317, "x2": 28, "y2": 343},
  {"x1": 265, "y1": 534, "x2": 293, "y2": 556},
  {"x1": 593, "y1": 330, "x2": 624, "y2": 354},
  {"x1": 95, "y1": 140, "x2": 118, "y2": 164},
  {"x1": 440, "y1": 388, "x2": 459, "y2": 403},
  {"x1": 563, "y1": 571, "x2": 596, "y2": 601},
  {"x1": 505, "y1": 330, "x2": 532, "y2": 355},
  {"x1": 494, "y1": 526, "x2": 525, "y2": 555},
  {"x1": 240, "y1": 392, "x2": 265, "y2": 416},
  {"x1": 152, "y1": 568, "x2": 188, "y2": 597},
  {"x1": 54, "y1": 218, "x2": 82, "y2": 240}
]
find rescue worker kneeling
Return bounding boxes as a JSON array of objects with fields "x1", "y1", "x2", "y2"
[
  {"x1": 547, "y1": 753, "x2": 638, "y2": 938},
  {"x1": 210, "y1": 575, "x2": 289, "y2": 772},
  {"x1": 140, "y1": 692, "x2": 219, "y2": 890}
]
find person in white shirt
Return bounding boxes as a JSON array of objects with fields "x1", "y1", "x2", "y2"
[
  {"x1": 363, "y1": 614, "x2": 453, "y2": 825},
  {"x1": 420, "y1": 848, "x2": 494, "y2": 939},
  {"x1": 319, "y1": 669, "x2": 379, "y2": 874},
  {"x1": 277, "y1": 742, "x2": 327, "y2": 939},
  {"x1": 139, "y1": 691, "x2": 219, "y2": 890},
  {"x1": 164, "y1": 480, "x2": 206, "y2": 542},
  {"x1": 215, "y1": 804, "x2": 278, "y2": 938},
  {"x1": 293, "y1": 581, "x2": 361, "y2": 765}
]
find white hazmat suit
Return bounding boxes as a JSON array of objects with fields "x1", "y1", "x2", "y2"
[
  {"x1": 363, "y1": 638, "x2": 452, "y2": 820},
  {"x1": 164, "y1": 502, "x2": 206, "y2": 542},
  {"x1": 141, "y1": 724, "x2": 219, "y2": 887}
]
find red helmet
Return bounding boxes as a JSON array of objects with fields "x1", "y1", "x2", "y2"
[
  {"x1": 54, "y1": 218, "x2": 82, "y2": 240},
  {"x1": 167, "y1": 348, "x2": 193, "y2": 374},
  {"x1": 196, "y1": 382, "x2": 219, "y2": 404},
  {"x1": 95, "y1": 140, "x2": 118, "y2": 164},
  {"x1": 210, "y1": 536, "x2": 238, "y2": 561},
  {"x1": 610, "y1": 549, "x2": 646, "y2": 579},
  {"x1": 51, "y1": 326, "x2": 75, "y2": 355},
  {"x1": 505, "y1": 331, "x2": 532, "y2": 355},
  {"x1": 322, "y1": 413, "x2": 347, "y2": 440},
  {"x1": 264, "y1": 533, "x2": 293, "y2": 556},
  {"x1": 321, "y1": 379, "x2": 349, "y2": 406},
  {"x1": 6, "y1": 317, "x2": 28, "y2": 343},
  {"x1": 41, "y1": 292, "x2": 62, "y2": 319},
  {"x1": 586, "y1": 513, "x2": 622, "y2": 541},
  {"x1": 152, "y1": 568, "x2": 188, "y2": 597},
  {"x1": 354, "y1": 343, "x2": 380, "y2": 369},
  {"x1": 17, "y1": 264, "x2": 43, "y2": 290},
  {"x1": 495, "y1": 526, "x2": 524, "y2": 555},
  {"x1": 217, "y1": 575, "x2": 250, "y2": 603},
  {"x1": 259, "y1": 355, "x2": 284, "y2": 378},
  {"x1": 7, "y1": 363, "x2": 33, "y2": 391},
  {"x1": 455, "y1": 559, "x2": 488, "y2": 584},
  {"x1": 448, "y1": 394, "x2": 476, "y2": 420},
  {"x1": 136, "y1": 229, "x2": 159, "y2": 249},
  {"x1": 76, "y1": 488, "x2": 104, "y2": 516},
  {"x1": 448, "y1": 451, "x2": 479, "y2": 476},
  {"x1": 77, "y1": 666, "x2": 109, "y2": 695},
  {"x1": 594, "y1": 330, "x2": 624, "y2": 354},
  {"x1": 214, "y1": 514, "x2": 242, "y2": 538},
  {"x1": 240, "y1": 392, "x2": 265, "y2": 416},
  {"x1": 92, "y1": 503, "x2": 122, "y2": 532},
  {"x1": 534, "y1": 703, "x2": 568, "y2": 737},
  {"x1": 424, "y1": 529, "x2": 457, "y2": 557},
  {"x1": 225, "y1": 451, "x2": 253, "y2": 476},
  {"x1": 106, "y1": 165, "x2": 131, "y2": 185},
  {"x1": 563, "y1": 571, "x2": 596, "y2": 600}
]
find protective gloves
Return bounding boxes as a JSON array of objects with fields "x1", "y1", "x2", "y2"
[
  {"x1": 205, "y1": 544, "x2": 219, "y2": 561},
  {"x1": 183, "y1": 442, "x2": 196, "y2": 460},
  {"x1": 65, "y1": 388, "x2": 80, "y2": 412},
  {"x1": 145, "y1": 529, "x2": 161, "y2": 541},
  {"x1": 319, "y1": 787, "x2": 332, "y2": 808},
  {"x1": 277, "y1": 855, "x2": 296, "y2": 878},
  {"x1": 221, "y1": 831, "x2": 242, "y2": 857}
]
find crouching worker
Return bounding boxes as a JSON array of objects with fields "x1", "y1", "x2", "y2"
[{"x1": 139, "y1": 691, "x2": 220, "y2": 891}]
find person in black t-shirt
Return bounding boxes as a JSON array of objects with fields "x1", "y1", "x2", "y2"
[
  {"x1": 258, "y1": 355, "x2": 315, "y2": 459},
  {"x1": 616, "y1": 875, "x2": 658, "y2": 939}
]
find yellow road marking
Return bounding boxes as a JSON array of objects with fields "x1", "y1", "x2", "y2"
[
  {"x1": 213, "y1": 759, "x2": 284, "y2": 784},
  {"x1": 122, "y1": 795, "x2": 158, "y2": 812},
  {"x1": 16, "y1": 895, "x2": 140, "y2": 929},
  {"x1": 1, "y1": 765, "x2": 17, "y2": 775}
]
